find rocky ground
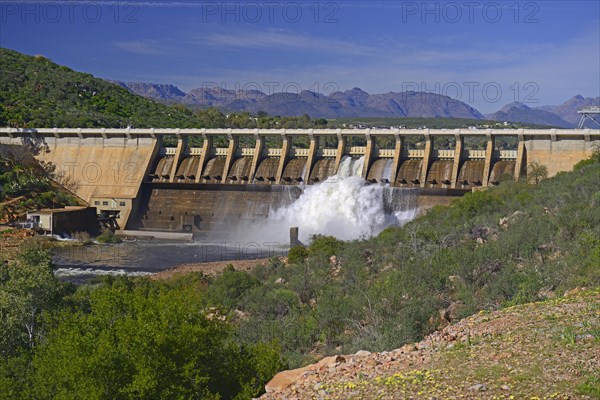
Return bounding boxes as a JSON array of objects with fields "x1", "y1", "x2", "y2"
[
  {"x1": 261, "y1": 288, "x2": 600, "y2": 400},
  {"x1": 151, "y1": 257, "x2": 277, "y2": 280}
]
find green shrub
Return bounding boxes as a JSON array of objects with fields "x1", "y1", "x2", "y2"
[
  {"x1": 246, "y1": 288, "x2": 300, "y2": 319},
  {"x1": 206, "y1": 268, "x2": 260, "y2": 310},
  {"x1": 308, "y1": 235, "x2": 344, "y2": 257},
  {"x1": 0, "y1": 241, "x2": 62, "y2": 356},
  {"x1": 573, "y1": 146, "x2": 600, "y2": 171},
  {"x1": 449, "y1": 189, "x2": 504, "y2": 221},
  {"x1": 376, "y1": 226, "x2": 401, "y2": 243},
  {"x1": 95, "y1": 228, "x2": 122, "y2": 244},
  {"x1": 577, "y1": 375, "x2": 600, "y2": 397},
  {"x1": 287, "y1": 245, "x2": 308, "y2": 264}
]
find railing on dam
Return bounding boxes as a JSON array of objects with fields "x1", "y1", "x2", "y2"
[
  {"x1": 1, "y1": 127, "x2": 596, "y2": 139},
  {"x1": 189, "y1": 147, "x2": 203, "y2": 156}
]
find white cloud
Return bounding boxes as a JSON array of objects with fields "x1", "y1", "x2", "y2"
[
  {"x1": 114, "y1": 40, "x2": 168, "y2": 55},
  {"x1": 201, "y1": 30, "x2": 374, "y2": 56}
]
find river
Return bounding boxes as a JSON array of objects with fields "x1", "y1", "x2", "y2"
[{"x1": 53, "y1": 239, "x2": 288, "y2": 284}]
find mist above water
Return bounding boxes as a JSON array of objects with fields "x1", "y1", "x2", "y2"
[{"x1": 233, "y1": 157, "x2": 419, "y2": 243}]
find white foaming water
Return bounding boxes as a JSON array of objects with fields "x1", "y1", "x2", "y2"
[
  {"x1": 337, "y1": 156, "x2": 365, "y2": 178},
  {"x1": 234, "y1": 156, "x2": 419, "y2": 242},
  {"x1": 381, "y1": 159, "x2": 393, "y2": 182},
  {"x1": 54, "y1": 268, "x2": 153, "y2": 278}
]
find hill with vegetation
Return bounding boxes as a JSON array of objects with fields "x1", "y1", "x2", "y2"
[
  {"x1": 0, "y1": 48, "x2": 324, "y2": 130},
  {"x1": 0, "y1": 48, "x2": 200, "y2": 128},
  {"x1": 262, "y1": 288, "x2": 599, "y2": 399}
]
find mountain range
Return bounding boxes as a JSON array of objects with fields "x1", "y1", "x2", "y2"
[
  {"x1": 485, "y1": 96, "x2": 600, "y2": 128},
  {"x1": 485, "y1": 102, "x2": 574, "y2": 128},
  {"x1": 110, "y1": 82, "x2": 485, "y2": 120},
  {"x1": 111, "y1": 80, "x2": 599, "y2": 128}
]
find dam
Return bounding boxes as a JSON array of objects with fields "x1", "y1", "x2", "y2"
[{"x1": 1, "y1": 127, "x2": 598, "y2": 240}]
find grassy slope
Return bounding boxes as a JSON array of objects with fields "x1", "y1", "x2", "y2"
[{"x1": 264, "y1": 288, "x2": 599, "y2": 399}]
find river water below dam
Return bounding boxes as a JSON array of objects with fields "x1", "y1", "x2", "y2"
[{"x1": 53, "y1": 240, "x2": 288, "y2": 284}]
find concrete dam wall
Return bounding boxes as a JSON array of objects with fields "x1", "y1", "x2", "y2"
[
  {"x1": 1, "y1": 128, "x2": 598, "y2": 239},
  {"x1": 0, "y1": 133, "x2": 157, "y2": 226}
]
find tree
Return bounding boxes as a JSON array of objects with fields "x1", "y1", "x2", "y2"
[
  {"x1": 0, "y1": 242, "x2": 62, "y2": 356},
  {"x1": 196, "y1": 107, "x2": 226, "y2": 128},
  {"x1": 527, "y1": 161, "x2": 548, "y2": 184},
  {"x1": 26, "y1": 278, "x2": 284, "y2": 400},
  {"x1": 287, "y1": 246, "x2": 308, "y2": 264}
]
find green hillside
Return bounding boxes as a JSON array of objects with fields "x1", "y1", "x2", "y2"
[{"x1": 0, "y1": 48, "x2": 198, "y2": 128}]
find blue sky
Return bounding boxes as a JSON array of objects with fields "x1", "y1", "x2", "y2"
[{"x1": 1, "y1": 0, "x2": 598, "y2": 113}]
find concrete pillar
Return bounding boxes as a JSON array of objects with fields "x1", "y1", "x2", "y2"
[
  {"x1": 303, "y1": 133, "x2": 318, "y2": 184},
  {"x1": 420, "y1": 133, "x2": 432, "y2": 187},
  {"x1": 290, "y1": 227, "x2": 301, "y2": 247},
  {"x1": 221, "y1": 133, "x2": 238, "y2": 183},
  {"x1": 169, "y1": 135, "x2": 187, "y2": 183},
  {"x1": 482, "y1": 133, "x2": 495, "y2": 187},
  {"x1": 334, "y1": 132, "x2": 346, "y2": 172},
  {"x1": 249, "y1": 133, "x2": 264, "y2": 181},
  {"x1": 450, "y1": 134, "x2": 463, "y2": 188},
  {"x1": 195, "y1": 134, "x2": 212, "y2": 183},
  {"x1": 389, "y1": 134, "x2": 403, "y2": 185},
  {"x1": 276, "y1": 135, "x2": 290, "y2": 184},
  {"x1": 514, "y1": 133, "x2": 526, "y2": 182},
  {"x1": 144, "y1": 135, "x2": 162, "y2": 183},
  {"x1": 361, "y1": 132, "x2": 373, "y2": 179}
]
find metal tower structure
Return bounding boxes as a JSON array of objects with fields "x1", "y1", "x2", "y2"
[{"x1": 577, "y1": 106, "x2": 600, "y2": 128}]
